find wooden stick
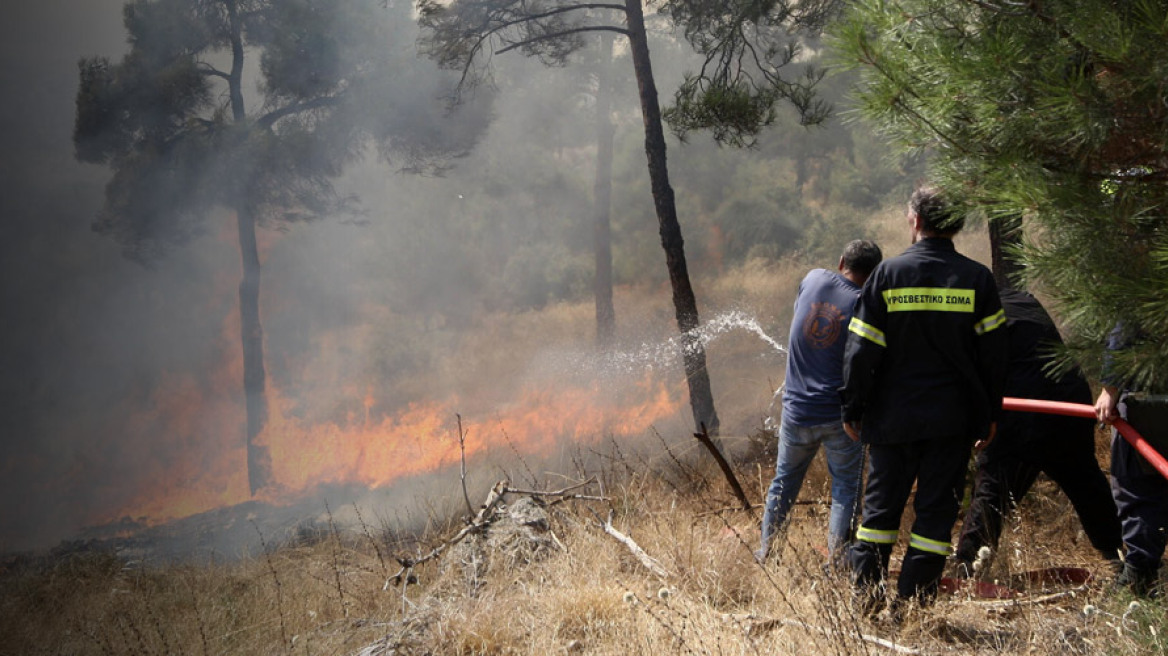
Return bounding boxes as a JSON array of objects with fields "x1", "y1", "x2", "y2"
[
  {"x1": 693, "y1": 423, "x2": 753, "y2": 514},
  {"x1": 506, "y1": 476, "x2": 605, "y2": 500},
  {"x1": 599, "y1": 510, "x2": 669, "y2": 579},
  {"x1": 456, "y1": 414, "x2": 473, "y2": 517},
  {"x1": 972, "y1": 584, "x2": 1089, "y2": 610}
]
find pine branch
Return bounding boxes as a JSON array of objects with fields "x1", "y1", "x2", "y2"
[{"x1": 495, "y1": 26, "x2": 630, "y2": 54}]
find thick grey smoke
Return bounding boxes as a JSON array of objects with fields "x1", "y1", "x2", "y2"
[
  {"x1": 0, "y1": 1, "x2": 903, "y2": 555},
  {"x1": 1, "y1": 0, "x2": 141, "y2": 550}
]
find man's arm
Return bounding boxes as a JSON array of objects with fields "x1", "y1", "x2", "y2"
[
  {"x1": 1095, "y1": 322, "x2": 1129, "y2": 423},
  {"x1": 974, "y1": 277, "x2": 1008, "y2": 448},
  {"x1": 840, "y1": 273, "x2": 887, "y2": 439}
]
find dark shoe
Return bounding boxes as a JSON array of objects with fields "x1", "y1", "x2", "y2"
[
  {"x1": 1116, "y1": 562, "x2": 1159, "y2": 597},
  {"x1": 1106, "y1": 558, "x2": 1124, "y2": 579},
  {"x1": 886, "y1": 597, "x2": 909, "y2": 627}
]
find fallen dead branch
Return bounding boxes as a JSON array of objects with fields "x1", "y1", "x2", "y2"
[
  {"x1": 597, "y1": 509, "x2": 670, "y2": 579},
  {"x1": 972, "y1": 584, "x2": 1090, "y2": 611},
  {"x1": 385, "y1": 480, "x2": 509, "y2": 589},
  {"x1": 385, "y1": 478, "x2": 607, "y2": 589},
  {"x1": 506, "y1": 477, "x2": 608, "y2": 505}
]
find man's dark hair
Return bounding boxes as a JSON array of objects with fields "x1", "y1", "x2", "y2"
[
  {"x1": 910, "y1": 186, "x2": 965, "y2": 235},
  {"x1": 842, "y1": 239, "x2": 883, "y2": 278}
]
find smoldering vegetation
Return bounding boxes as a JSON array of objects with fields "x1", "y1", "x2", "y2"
[{"x1": 1, "y1": 437, "x2": 1160, "y2": 656}]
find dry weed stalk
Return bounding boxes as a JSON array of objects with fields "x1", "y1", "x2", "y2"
[{"x1": 250, "y1": 519, "x2": 291, "y2": 654}]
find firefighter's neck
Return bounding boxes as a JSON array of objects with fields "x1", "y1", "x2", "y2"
[{"x1": 908, "y1": 212, "x2": 953, "y2": 244}]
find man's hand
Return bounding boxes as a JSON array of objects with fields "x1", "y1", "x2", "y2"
[
  {"x1": 1095, "y1": 386, "x2": 1120, "y2": 424},
  {"x1": 843, "y1": 421, "x2": 861, "y2": 442},
  {"x1": 974, "y1": 422, "x2": 996, "y2": 450}
]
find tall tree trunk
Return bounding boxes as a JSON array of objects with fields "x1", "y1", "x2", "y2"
[
  {"x1": 624, "y1": 0, "x2": 720, "y2": 436},
  {"x1": 227, "y1": 0, "x2": 271, "y2": 493},
  {"x1": 237, "y1": 205, "x2": 271, "y2": 494},
  {"x1": 593, "y1": 33, "x2": 616, "y2": 346},
  {"x1": 988, "y1": 213, "x2": 1023, "y2": 291}
]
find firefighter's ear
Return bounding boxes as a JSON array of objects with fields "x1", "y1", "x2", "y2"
[{"x1": 908, "y1": 210, "x2": 925, "y2": 242}]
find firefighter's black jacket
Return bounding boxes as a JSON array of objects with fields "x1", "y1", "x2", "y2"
[{"x1": 841, "y1": 238, "x2": 1008, "y2": 444}]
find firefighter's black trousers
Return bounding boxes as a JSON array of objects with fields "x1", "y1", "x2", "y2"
[
  {"x1": 1112, "y1": 396, "x2": 1168, "y2": 577},
  {"x1": 850, "y1": 435, "x2": 973, "y2": 602},
  {"x1": 955, "y1": 413, "x2": 1122, "y2": 566}
]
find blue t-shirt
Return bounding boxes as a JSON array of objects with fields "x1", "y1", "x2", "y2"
[{"x1": 781, "y1": 268, "x2": 861, "y2": 426}]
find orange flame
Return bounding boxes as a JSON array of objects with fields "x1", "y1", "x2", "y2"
[
  {"x1": 108, "y1": 367, "x2": 683, "y2": 526},
  {"x1": 92, "y1": 219, "x2": 686, "y2": 531}
]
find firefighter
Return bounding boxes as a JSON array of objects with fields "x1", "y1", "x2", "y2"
[
  {"x1": 1096, "y1": 324, "x2": 1168, "y2": 596},
  {"x1": 841, "y1": 186, "x2": 1008, "y2": 612},
  {"x1": 954, "y1": 288, "x2": 1122, "y2": 575}
]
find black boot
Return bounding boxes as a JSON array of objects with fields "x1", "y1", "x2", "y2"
[{"x1": 1116, "y1": 562, "x2": 1159, "y2": 597}]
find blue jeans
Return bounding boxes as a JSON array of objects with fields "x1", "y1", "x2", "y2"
[{"x1": 758, "y1": 416, "x2": 863, "y2": 561}]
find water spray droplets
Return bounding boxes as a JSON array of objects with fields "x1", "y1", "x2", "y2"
[
  {"x1": 597, "y1": 310, "x2": 786, "y2": 377},
  {"x1": 533, "y1": 310, "x2": 787, "y2": 382}
]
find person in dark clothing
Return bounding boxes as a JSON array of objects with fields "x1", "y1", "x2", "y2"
[
  {"x1": 841, "y1": 186, "x2": 1008, "y2": 611},
  {"x1": 954, "y1": 289, "x2": 1122, "y2": 574},
  {"x1": 1096, "y1": 324, "x2": 1168, "y2": 596}
]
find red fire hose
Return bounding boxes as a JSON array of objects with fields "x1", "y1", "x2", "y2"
[{"x1": 1002, "y1": 397, "x2": 1168, "y2": 480}]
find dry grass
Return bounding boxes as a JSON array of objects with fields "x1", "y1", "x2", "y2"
[
  {"x1": 2, "y1": 447, "x2": 1164, "y2": 656},
  {"x1": 4, "y1": 216, "x2": 1161, "y2": 655}
]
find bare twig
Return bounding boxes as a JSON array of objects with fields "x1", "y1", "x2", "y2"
[
  {"x1": 506, "y1": 476, "x2": 607, "y2": 502},
  {"x1": 385, "y1": 480, "x2": 509, "y2": 590},
  {"x1": 695, "y1": 503, "x2": 764, "y2": 518},
  {"x1": 693, "y1": 423, "x2": 754, "y2": 515},
  {"x1": 325, "y1": 500, "x2": 349, "y2": 618},
  {"x1": 456, "y1": 414, "x2": 474, "y2": 517},
  {"x1": 353, "y1": 504, "x2": 389, "y2": 579},
  {"x1": 250, "y1": 520, "x2": 291, "y2": 655},
  {"x1": 498, "y1": 425, "x2": 539, "y2": 487}
]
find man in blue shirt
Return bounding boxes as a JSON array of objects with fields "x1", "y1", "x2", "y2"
[{"x1": 757, "y1": 239, "x2": 883, "y2": 565}]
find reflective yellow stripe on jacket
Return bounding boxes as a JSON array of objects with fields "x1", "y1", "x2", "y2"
[
  {"x1": 882, "y1": 287, "x2": 975, "y2": 313},
  {"x1": 974, "y1": 309, "x2": 1007, "y2": 335},
  {"x1": 848, "y1": 317, "x2": 886, "y2": 347}
]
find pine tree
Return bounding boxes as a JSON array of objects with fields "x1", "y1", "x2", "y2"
[
  {"x1": 832, "y1": 0, "x2": 1168, "y2": 389},
  {"x1": 75, "y1": 0, "x2": 486, "y2": 493},
  {"x1": 418, "y1": 0, "x2": 840, "y2": 435}
]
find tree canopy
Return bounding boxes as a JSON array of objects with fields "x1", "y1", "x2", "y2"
[
  {"x1": 832, "y1": 0, "x2": 1168, "y2": 390},
  {"x1": 418, "y1": 0, "x2": 839, "y2": 146},
  {"x1": 76, "y1": 0, "x2": 483, "y2": 262},
  {"x1": 76, "y1": 0, "x2": 488, "y2": 492}
]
